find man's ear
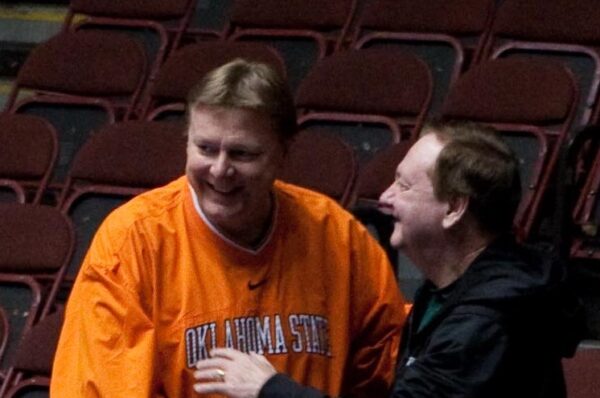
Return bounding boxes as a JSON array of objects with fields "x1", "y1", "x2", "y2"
[{"x1": 442, "y1": 196, "x2": 469, "y2": 229}]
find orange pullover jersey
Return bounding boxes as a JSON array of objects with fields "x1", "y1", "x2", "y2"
[{"x1": 51, "y1": 176, "x2": 406, "y2": 397}]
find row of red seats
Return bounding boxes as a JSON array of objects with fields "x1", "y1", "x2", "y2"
[
  {"x1": 0, "y1": 50, "x2": 584, "y2": 239},
  {"x1": 2, "y1": 0, "x2": 599, "y2": 232}
]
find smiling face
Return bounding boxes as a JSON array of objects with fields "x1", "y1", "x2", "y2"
[
  {"x1": 186, "y1": 104, "x2": 286, "y2": 245},
  {"x1": 379, "y1": 134, "x2": 449, "y2": 262}
]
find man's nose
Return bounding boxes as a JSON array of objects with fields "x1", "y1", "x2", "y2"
[
  {"x1": 210, "y1": 152, "x2": 231, "y2": 178},
  {"x1": 377, "y1": 185, "x2": 395, "y2": 215}
]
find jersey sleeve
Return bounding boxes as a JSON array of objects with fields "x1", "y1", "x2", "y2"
[
  {"x1": 343, "y1": 223, "x2": 407, "y2": 398},
  {"x1": 51, "y1": 219, "x2": 158, "y2": 397}
]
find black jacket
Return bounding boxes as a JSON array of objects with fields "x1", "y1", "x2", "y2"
[
  {"x1": 391, "y1": 235, "x2": 584, "y2": 398},
  {"x1": 259, "y1": 236, "x2": 584, "y2": 398}
]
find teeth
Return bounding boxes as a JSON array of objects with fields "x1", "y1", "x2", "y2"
[
  {"x1": 210, "y1": 183, "x2": 236, "y2": 194},
  {"x1": 214, "y1": 188, "x2": 233, "y2": 194},
  {"x1": 377, "y1": 203, "x2": 394, "y2": 216},
  {"x1": 205, "y1": 181, "x2": 227, "y2": 193}
]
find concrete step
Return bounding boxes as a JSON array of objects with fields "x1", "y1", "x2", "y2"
[
  {"x1": 0, "y1": 3, "x2": 67, "y2": 43},
  {"x1": 0, "y1": 3, "x2": 69, "y2": 77}
]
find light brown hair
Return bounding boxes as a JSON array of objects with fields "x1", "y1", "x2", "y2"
[{"x1": 187, "y1": 58, "x2": 297, "y2": 142}]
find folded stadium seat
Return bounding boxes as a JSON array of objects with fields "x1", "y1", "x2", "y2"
[
  {"x1": 0, "y1": 275, "x2": 42, "y2": 387},
  {"x1": 558, "y1": 124, "x2": 600, "y2": 339},
  {"x1": 0, "y1": 202, "x2": 74, "y2": 319},
  {"x1": 479, "y1": 0, "x2": 600, "y2": 125},
  {"x1": 350, "y1": 0, "x2": 496, "y2": 111},
  {"x1": 56, "y1": 120, "x2": 187, "y2": 281},
  {"x1": 295, "y1": 48, "x2": 432, "y2": 163},
  {"x1": 0, "y1": 114, "x2": 58, "y2": 204},
  {"x1": 224, "y1": 0, "x2": 359, "y2": 89},
  {"x1": 562, "y1": 343, "x2": 600, "y2": 398},
  {"x1": 278, "y1": 128, "x2": 357, "y2": 208},
  {"x1": 0, "y1": 308, "x2": 63, "y2": 398},
  {"x1": 64, "y1": 0, "x2": 197, "y2": 84},
  {"x1": 440, "y1": 57, "x2": 579, "y2": 241},
  {"x1": 564, "y1": 124, "x2": 600, "y2": 260},
  {"x1": 142, "y1": 41, "x2": 286, "y2": 121},
  {"x1": 4, "y1": 30, "x2": 148, "y2": 183},
  {"x1": 0, "y1": 203, "x2": 67, "y2": 378},
  {"x1": 571, "y1": 158, "x2": 600, "y2": 259},
  {"x1": 5, "y1": 30, "x2": 147, "y2": 120}
]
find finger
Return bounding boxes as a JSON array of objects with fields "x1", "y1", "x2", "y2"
[
  {"x1": 195, "y1": 357, "x2": 228, "y2": 370},
  {"x1": 209, "y1": 347, "x2": 246, "y2": 360},
  {"x1": 249, "y1": 351, "x2": 266, "y2": 360},
  {"x1": 193, "y1": 382, "x2": 229, "y2": 395},
  {"x1": 193, "y1": 369, "x2": 224, "y2": 381},
  {"x1": 248, "y1": 351, "x2": 269, "y2": 364},
  {"x1": 250, "y1": 351, "x2": 275, "y2": 364}
]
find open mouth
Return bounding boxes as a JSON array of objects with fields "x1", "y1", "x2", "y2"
[
  {"x1": 377, "y1": 202, "x2": 394, "y2": 216},
  {"x1": 206, "y1": 181, "x2": 242, "y2": 196}
]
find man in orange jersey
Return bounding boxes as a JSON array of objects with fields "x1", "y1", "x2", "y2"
[{"x1": 51, "y1": 59, "x2": 405, "y2": 397}]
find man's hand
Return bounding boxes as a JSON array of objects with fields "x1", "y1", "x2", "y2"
[{"x1": 193, "y1": 348, "x2": 277, "y2": 398}]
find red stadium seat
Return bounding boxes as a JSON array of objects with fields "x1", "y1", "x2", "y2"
[
  {"x1": 296, "y1": 48, "x2": 432, "y2": 161},
  {"x1": 480, "y1": 0, "x2": 600, "y2": 125},
  {"x1": 278, "y1": 128, "x2": 357, "y2": 207},
  {"x1": 351, "y1": 0, "x2": 496, "y2": 91},
  {"x1": 0, "y1": 114, "x2": 58, "y2": 204},
  {"x1": 57, "y1": 120, "x2": 187, "y2": 280},
  {"x1": 441, "y1": 58, "x2": 579, "y2": 240},
  {"x1": 143, "y1": 41, "x2": 285, "y2": 120}
]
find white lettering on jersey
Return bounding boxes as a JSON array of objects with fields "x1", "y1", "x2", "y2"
[{"x1": 184, "y1": 313, "x2": 330, "y2": 367}]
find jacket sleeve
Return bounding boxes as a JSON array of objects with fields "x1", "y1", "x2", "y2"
[
  {"x1": 50, "y1": 222, "x2": 158, "y2": 397},
  {"x1": 391, "y1": 307, "x2": 508, "y2": 398},
  {"x1": 344, "y1": 224, "x2": 407, "y2": 398},
  {"x1": 259, "y1": 374, "x2": 332, "y2": 398}
]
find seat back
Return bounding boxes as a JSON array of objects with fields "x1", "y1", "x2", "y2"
[
  {"x1": 351, "y1": 0, "x2": 496, "y2": 111},
  {"x1": 225, "y1": 0, "x2": 359, "y2": 88},
  {"x1": 296, "y1": 48, "x2": 432, "y2": 162},
  {"x1": 481, "y1": 0, "x2": 600, "y2": 124},
  {"x1": 144, "y1": 41, "x2": 286, "y2": 120},
  {"x1": 5, "y1": 30, "x2": 148, "y2": 183},
  {"x1": 0, "y1": 114, "x2": 58, "y2": 204},
  {"x1": 441, "y1": 57, "x2": 579, "y2": 240},
  {"x1": 7, "y1": 30, "x2": 147, "y2": 117},
  {"x1": 562, "y1": 344, "x2": 600, "y2": 398},
  {"x1": 64, "y1": 0, "x2": 197, "y2": 83},
  {"x1": 0, "y1": 203, "x2": 74, "y2": 317},
  {"x1": 0, "y1": 308, "x2": 63, "y2": 398},
  {"x1": 57, "y1": 120, "x2": 187, "y2": 280},
  {"x1": 278, "y1": 128, "x2": 357, "y2": 207}
]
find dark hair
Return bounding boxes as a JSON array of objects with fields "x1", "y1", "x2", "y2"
[
  {"x1": 187, "y1": 58, "x2": 297, "y2": 142},
  {"x1": 421, "y1": 120, "x2": 522, "y2": 235}
]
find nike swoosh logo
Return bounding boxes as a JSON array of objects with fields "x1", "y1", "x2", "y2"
[{"x1": 248, "y1": 278, "x2": 268, "y2": 290}]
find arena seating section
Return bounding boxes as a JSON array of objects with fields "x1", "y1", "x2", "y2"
[{"x1": 1, "y1": 1, "x2": 600, "y2": 396}]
